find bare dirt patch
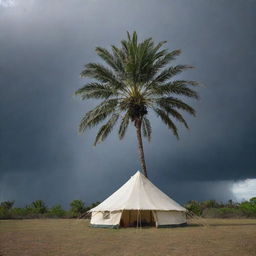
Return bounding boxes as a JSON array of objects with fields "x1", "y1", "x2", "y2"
[{"x1": 0, "y1": 218, "x2": 255, "y2": 256}]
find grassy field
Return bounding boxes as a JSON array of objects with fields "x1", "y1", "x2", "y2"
[{"x1": 0, "y1": 219, "x2": 256, "y2": 256}]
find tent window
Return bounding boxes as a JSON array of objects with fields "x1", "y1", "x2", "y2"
[{"x1": 103, "y1": 211, "x2": 110, "y2": 219}]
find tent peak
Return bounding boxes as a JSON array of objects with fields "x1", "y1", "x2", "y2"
[
  {"x1": 134, "y1": 170, "x2": 145, "y2": 177},
  {"x1": 89, "y1": 169, "x2": 186, "y2": 213}
]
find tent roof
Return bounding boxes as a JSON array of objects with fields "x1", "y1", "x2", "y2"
[{"x1": 89, "y1": 171, "x2": 186, "y2": 212}]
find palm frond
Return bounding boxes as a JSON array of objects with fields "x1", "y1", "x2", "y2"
[
  {"x1": 155, "y1": 97, "x2": 196, "y2": 116},
  {"x1": 80, "y1": 63, "x2": 121, "y2": 88},
  {"x1": 148, "y1": 80, "x2": 199, "y2": 99},
  {"x1": 94, "y1": 114, "x2": 119, "y2": 145},
  {"x1": 95, "y1": 47, "x2": 121, "y2": 73},
  {"x1": 79, "y1": 99, "x2": 119, "y2": 132},
  {"x1": 158, "y1": 104, "x2": 189, "y2": 128},
  {"x1": 152, "y1": 40, "x2": 167, "y2": 54},
  {"x1": 142, "y1": 116, "x2": 152, "y2": 141},
  {"x1": 154, "y1": 108, "x2": 179, "y2": 139},
  {"x1": 118, "y1": 112, "x2": 130, "y2": 139},
  {"x1": 111, "y1": 45, "x2": 125, "y2": 75},
  {"x1": 150, "y1": 50, "x2": 181, "y2": 76},
  {"x1": 153, "y1": 65, "x2": 194, "y2": 83},
  {"x1": 75, "y1": 82, "x2": 116, "y2": 99}
]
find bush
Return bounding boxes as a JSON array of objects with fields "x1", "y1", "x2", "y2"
[
  {"x1": 46, "y1": 205, "x2": 66, "y2": 218},
  {"x1": 0, "y1": 201, "x2": 15, "y2": 210},
  {"x1": 239, "y1": 199, "x2": 256, "y2": 217},
  {"x1": 30, "y1": 200, "x2": 48, "y2": 214},
  {"x1": 185, "y1": 198, "x2": 256, "y2": 218},
  {"x1": 201, "y1": 200, "x2": 220, "y2": 209},
  {"x1": 0, "y1": 206, "x2": 11, "y2": 219},
  {"x1": 0, "y1": 201, "x2": 15, "y2": 219},
  {"x1": 9, "y1": 208, "x2": 30, "y2": 218},
  {"x1": 70, "y1": 200, "x2": 86, "y2": 218},
  {"x1": 185, "y1": 200, "x2": 202, "y2": 216},
  {"x1": 202, "y1": 208, "x2": 244, "y2": 218}
]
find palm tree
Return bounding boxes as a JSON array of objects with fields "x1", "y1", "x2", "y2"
[
  {"x1": 76, "y1": 32, "x2": 199, "y2": 178},
  {"x1": 31, "y1": 200, "x2": 47, "y2": 214},
  {"x1": 0, "y1": 200, "x2": 14, "y2": 210},
  {"x1": 70, "y1": 200, "x2": 86, "y2": 218}
]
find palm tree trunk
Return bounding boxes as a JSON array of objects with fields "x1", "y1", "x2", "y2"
[{"x1": 135, "y1": 118, "x2": 148, "y2": 178}]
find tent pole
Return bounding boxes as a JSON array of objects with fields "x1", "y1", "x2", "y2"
[
  {"x1": 140, "y1": 210, "x2": 142, "y2": 229},
  {"x1": 136, "y1": 210, "x2": 139, "y2": 229},
  {"x1": 120, "y1": 210, "x2": 124, "y2": 228}
]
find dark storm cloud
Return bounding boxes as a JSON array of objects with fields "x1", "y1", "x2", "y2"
[{"x1": 0, "y1": 0, "x2": 255, "y2": 206}]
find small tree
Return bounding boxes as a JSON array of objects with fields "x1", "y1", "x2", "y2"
[
  {"x1": 30, "y1": 200, "x2": 48, "y2": 214},
  {"x1": 249, "y1": 197, "x2": 256, "y2": 204},
  {"x1": 201, "y1": 200, "x2": 219, "y2": 209},
  {"x1": 70, "y1": 200, "x2": 86, "y2": 218},
  {"x1": 0, "y1": 201, "x2": 14, "y2": 210},
  {"x1": 47, "y1": 205, "x2": 66, "y2": 218},
  {"x1": 185, "y1": 200, "x2": 202, "y2": 216},
  {"x1": 239, "y1": 197, "x2": 256, "y2": 216}
]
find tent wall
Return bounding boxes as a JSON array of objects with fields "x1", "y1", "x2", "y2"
[
  {"x1": 90, "y1": 211, "x2": 122, "y2": 228},
  {"x1": 155, "y1": 211, "x2": 186, "y2": 227},
  {"x1": 90, "y1": 210, "x2": 186, "y2": 228}
]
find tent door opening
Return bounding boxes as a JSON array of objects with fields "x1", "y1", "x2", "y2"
[{"x1": 120, "y1": 210, "x2": 156, "y2": 227}]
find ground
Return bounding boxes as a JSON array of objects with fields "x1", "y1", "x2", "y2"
[{"x1": 0, "y1": 219, "x2": 256, "y2": 256}]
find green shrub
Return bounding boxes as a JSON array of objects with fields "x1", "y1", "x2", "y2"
[
  {"x1": 0, "y1": 206, "x2": 11, "y2": 219},
  {"x1": 46, "y1": 205, "x2": 66, "y2": 218},
  {"x1": 30, "y1": 200, "x2": 48, "y2": 214},
  {"x1": 239, "y1": 198, "x2": 256, "y2": 217},
  {"x1": 0, "y1": 201, "x2": 15, "y2": 210},
  {"x1": 0, "y1": 201, "x2": 15, "y2": 219},
  {"x1": 202, "y1": 207, "x2": 245, "y2": 218},
  {"x1": 70, "y1": 200, "x2": 86, "y2": 218},
  {"x1": 217, "y1": 208, "x2": 245, "y2": 218},
  {"x1": 9, "y1": 208, "x2": 29, "y2": 218},
  {"x1": 201, "y1": 200, "x2": 220, "y2": 209},
  {"x1": 185, "y1": 200, "x2": 202, "y2": 216}
]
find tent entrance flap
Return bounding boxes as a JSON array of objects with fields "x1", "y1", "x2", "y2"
[{"x1": 120, "y1": 210, "x2": 156, "y2": 227}]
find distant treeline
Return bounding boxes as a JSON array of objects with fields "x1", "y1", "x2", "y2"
[
  {"x1": 185, "y1": 198, "x2": 256, "y2": 218},
  {"x1": 0, "y1": 198, "x2": 256, "y2": 219},
  {"x1": 0, "y1": 200, "x2": 100, "y2": 219}
]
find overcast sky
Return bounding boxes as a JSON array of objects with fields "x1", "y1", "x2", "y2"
[{"x1": 0, "y1": 0, "x2": 255, "y2": 208}]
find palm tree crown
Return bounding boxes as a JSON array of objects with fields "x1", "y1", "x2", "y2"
[{"x1": 76, "y1": 31, "x2": 199, "y2": 177}]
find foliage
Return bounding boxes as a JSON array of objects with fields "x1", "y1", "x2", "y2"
[
  {"x1": 1, "y1": 198, "x2": 255, "y2": 219},
  {"x1": 0, "y1": 201, "x2": 15, "y2": 219},
  {"x1": 76, "y1": 31, "x2": 198, "y2": 143},
  {"x1": 185, "y1": 200, "x2": 202, "y2": 216},
  {"x1": 76, "y1": 31, "x2": 199, "y2": 176},
  {"x1": 0, "y1": 200, "x2": 15, "y2": 210},
  {"x1": 0, "y1": 199, "x2": 102, "y2": 219},
  {"x1": 70, "y1": 200, "x2": 87, "y2": 218},
  {"x1": 185, "y1": 198, "x2": 256, "y2": 218},
  {"x1": 10, "y1": 207, "x2": 30, "y2": 218},
  {"x1": 239, "y1": 198, "x2": 256, "y2": 216},
  {"x1": 29, "y1": 200, "x2": 48, "y2": 214},
  {"x1": 0, "y1": 206, "x2": 10, "y2": 219},
  {"x1": 46, "y1": 205, "x2": 66, "y2": 218}
]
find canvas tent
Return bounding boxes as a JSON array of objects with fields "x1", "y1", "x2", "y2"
[{"x1": 89, "y1": 171, "x2": 187, "y2": 228}]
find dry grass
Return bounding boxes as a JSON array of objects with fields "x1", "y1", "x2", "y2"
[{"x1": 0, "y1": 218, "x2": 256, "y2": 256}]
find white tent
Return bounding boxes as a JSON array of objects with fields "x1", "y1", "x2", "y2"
[{"x1": 89, "y1": 171, "x2": 187, "y2": 228}]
